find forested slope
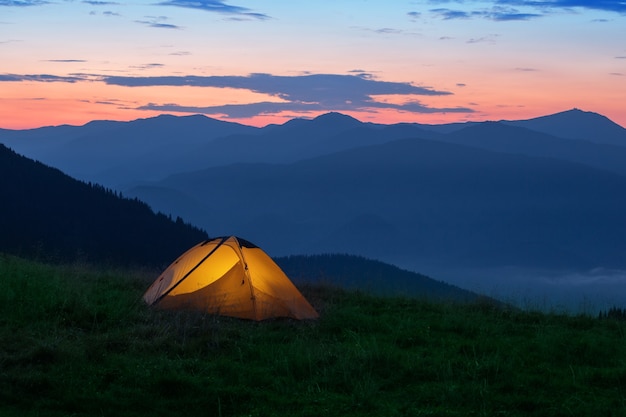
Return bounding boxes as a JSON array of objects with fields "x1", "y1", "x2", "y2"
[{"x1": 0, "y1": 144, "x2": 208, "y2": 266}]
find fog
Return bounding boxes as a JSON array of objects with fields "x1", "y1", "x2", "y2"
[{"x1": 393, "y1": 261, "x2": 626, "y2": 314}]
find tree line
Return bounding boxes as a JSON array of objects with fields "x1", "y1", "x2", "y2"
[{"x1": 598, "y1": 306, "x2": 626, "y2": 321}]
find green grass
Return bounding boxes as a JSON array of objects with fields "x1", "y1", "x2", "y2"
[{"x1": 1, "y1": 253, "x2": 625, "y2": 417}]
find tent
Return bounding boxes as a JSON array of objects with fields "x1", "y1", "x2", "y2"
[{"x1": 143, "y1": 236, "x2": 318, "y2": 320}]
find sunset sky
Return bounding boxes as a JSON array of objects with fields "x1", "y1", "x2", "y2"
[{"x1": 1, "y1": 0, "x2": 625, "y2": 129}]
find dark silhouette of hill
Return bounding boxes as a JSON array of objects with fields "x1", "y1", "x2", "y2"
[
  {"x1": 129, "y1": 136, "x2": 626, "y2": 273},
  {"x1": 0, "y1": 144, "x2": 208, "y2": 266},
  {"x1": 276, "y1": 253, "x2": 487, "y2": 302}
]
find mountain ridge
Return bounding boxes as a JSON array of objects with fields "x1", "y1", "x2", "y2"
[
  {"x1": 1, "y1": 108, "x2": 624, "y2": 189},
  {"x1": 502, "y1": 108, "x2": 626, "y2": 146},
  {"x1": 3, "y1": 108, "x2": 626, "y2": 307},
  {"x1": 132, "y1": 135, "x2": 626, "y2": 271}
]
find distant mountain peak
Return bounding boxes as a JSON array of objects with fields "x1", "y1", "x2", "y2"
[
  {"x1": 502, "y1": 108, "x2": 626, "y2": 145},
  {"x1": 562, "y1": 107, "x2": 585, "y2": 114},
  {"x1": 313, "y1": 112, "x2": 361, "y2": 123},
  {"x1": 521, "y1": 108, "x2": 607, "y2": 122},
  {"x1": 554, "y1": 108, "x2": 603, "y2": 117},
  {"x1": 279, "y1": 112, "x2": 364, "y2": 132}
]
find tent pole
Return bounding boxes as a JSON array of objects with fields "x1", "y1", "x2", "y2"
[
  {"x1": 154, "y1": 237, "x2": 228, "y2": 304},
  {"x1": 233, "y1": 237, "x2": 257, "y2": 320}
]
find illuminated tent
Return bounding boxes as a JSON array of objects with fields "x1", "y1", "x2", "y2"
[{"x1": 143, "y1": 236, "x2": 318, "y2": 320}]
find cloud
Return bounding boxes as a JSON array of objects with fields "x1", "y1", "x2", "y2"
[
  {"x1": 44, "y1": 59, "x2": 87, "y2": 63},
  {"x1": 0, "y1": 71, "x2": 474, "y2": 118},
  {"x1": 407, "y1": 11, "x2": 421, "y2": 20},
  {"x1": 430, "y1": 8, "x2": 472, "y2": 19},
  {"x1": 347, "y1": 70, "x2": 377, "y2": 80},
  {"x1": 0, "y1": 0, "x2": 48, "y2": 5},
  {"x1": 135, "y1": 16, "x2": 181, "y2": 29},
  {"x1": 426, "y1": 0, "x2": 626, "y2": 14},
  {"x1": 137, "y1": 100, "x2": 473, "y2": 119},
  {"x1": 374, "y1": 27, "x2": 405, "y2": 34},
  {"x1": 101, "y1": 73, "x2": 473, "y2": 118},
  {"x1": 430, "y1": 6, "x2": 541, "y2": 20},
  {"x1": 352, "y1": 26, "x2": 421, "y2": 37},
  {"x1": 156, "y1": 0, "x2": 270, "y2": 20},
  {"x1": 488, "y1": 8, "x2": 541, "y2": 20},
  {"x1": 425, "y1": 1, "x2": 625, "y2": 21},
  {"x1": 0, "y1": 73, "x2": 85, "y2": 82},
  {"x1": 90, "y1": 10, "x2": 121, "y2": 16},
  {"x1": 101, "y1": 72, "x2": 453, "y2": 97},
  {"x1": 467, "y1": 34, "x2": 500, "y2": 44},
  {"x1": 496, "y1": 0, "x2": 626, "y2": 14},
  {"x1": 129, "y1": 63, "x2": 165, "y2": 70},
  {"x1": 82, "y1": 0, "x2": 119, "y2": 4},
  {"x1": 138, "y1": 101, "x2": 315, "y2": 118},
  {"x1": 1, "y1": 71, "x2": 455, "y2": 99}
]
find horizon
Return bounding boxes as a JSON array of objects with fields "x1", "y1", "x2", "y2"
[
  {"x1": 1, "y1": 1, "x2": 625, "y2": 130},
  {"x1": 3, "y1": 107, "x2": 625, "y2": 131}
]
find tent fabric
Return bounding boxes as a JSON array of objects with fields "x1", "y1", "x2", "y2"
[{"x1": 143, "y1": 236, "x2": 319, "y2": 320}]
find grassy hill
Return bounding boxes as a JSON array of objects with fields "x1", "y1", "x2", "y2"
[{"x1": 2, "y1": 254, "x2": 625, "y2": 417}]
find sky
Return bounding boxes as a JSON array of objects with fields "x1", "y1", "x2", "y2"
[{"x1": 1, "y1": 0, "x2": 625, "y2": 129}]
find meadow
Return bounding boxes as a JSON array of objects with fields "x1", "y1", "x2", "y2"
[{"x1": 1, "y1": 253, "x2": 625, "y2": 417}]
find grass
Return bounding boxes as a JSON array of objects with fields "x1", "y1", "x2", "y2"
[{"x1": 1, "y1": 253, "x2": 626, "y2": 416}]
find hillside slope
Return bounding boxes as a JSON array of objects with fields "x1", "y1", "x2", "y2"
[
  {"x1": 2, "y1": 255, "x2": 625, "y2": 416},
  {"x1": 0, "y1": 144, "x2": 208, "y2": 266}
]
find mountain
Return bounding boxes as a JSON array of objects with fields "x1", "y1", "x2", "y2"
[
  {"x1": 171, "y1": 118, "x2": 440, "y2": 177},
  {"x1": 437, "y1": 122, "x2": 626, "y2": 177},
  {"x1": 0, "y1": 144, "x2": 208, "y2": 266},
  {"x1": 1, "y1": 113, "x2": 381, "y2": 188},
  {"x1": 128, "y1": 136, "x2": 626, "y2": 273},
  {"x1": 0, "y1": 141, "x2": 496, "y2": 302},
  {"x1": 2, "y1": 108, "x2": 624, "y2": 192},
  {"x1": 4, "y1": 109, "x2": 626, "y2": 306},
  {"x1": 503, "y1": 108, "x2": 626, "y2": 146},
  {"x1": 0, "y1": 114, "x2": 259, "y2": 187}
]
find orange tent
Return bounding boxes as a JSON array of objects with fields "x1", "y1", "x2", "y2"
[{"x1": 143, "y1": 236, "x2": 318, "y2": 320}]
